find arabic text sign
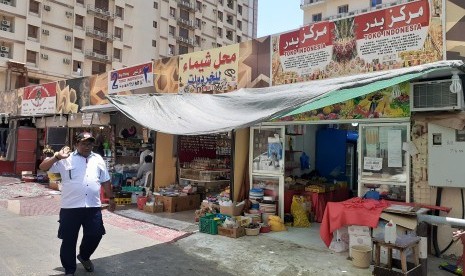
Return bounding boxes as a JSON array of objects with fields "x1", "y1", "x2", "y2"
[
  {"x1": 108, "y1": 62, "x2": 153, "y2": 94},
  {"x1": 21, "y1": 82, "x2": 57, "y2": 116},
  {"x1": 272, "y1": 0, "x2": 440, "y2": 85},
  {"x1": 178, "y1": 44, "x2": 239, "y2": 94}
]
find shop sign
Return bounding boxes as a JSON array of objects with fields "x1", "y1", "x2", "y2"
[
  {"x1": 178, "y1": 44, "x2": 239, "y2": 94},
  {"x1": 271, "y1": 0, "x2": 443, "y2": 85},
  {"x1": 21, "y1": 82, "x2": 57, "y2": 116},
  {"x1": 108, "y1": 62, "x2": 154, "y2": 94},
  {"x1": 276, "y1": 81, "x2": 410, "y2": 122},
  {"x1": 363, "y1": 157, "x2": 383, "y2": 171}
]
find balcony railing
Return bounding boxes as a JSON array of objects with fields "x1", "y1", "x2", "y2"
[
  {"x1": 84, "y1": 50, "x2": 112, "y2": 63},
  {"x1": 87, "y1": 4, "x2": 114, "y2": 19},
  {"x1": 176, "y1": 36, "x2": 197, "y2": 47},
  {"x1": 177, "y1": 0, "x2": 195, "y2": 11},
  {"x1": 177, "y1": 17, "x2": 196, "y2": 29},
  {"x1": 300, "y1": 0, "x2": 325, "y2": 8},
  {"x1": 85, "y1": 26, "x2": 113, "y2": 41}
]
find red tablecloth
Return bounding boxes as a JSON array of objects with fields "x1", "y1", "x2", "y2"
[{"x1": 320, "y1": 198, "x2": 390, "y2": 247}]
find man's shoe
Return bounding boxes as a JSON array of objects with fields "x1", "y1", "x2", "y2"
[{"x1": 77, "y1": 254, "x2": 94, "y2": 272}]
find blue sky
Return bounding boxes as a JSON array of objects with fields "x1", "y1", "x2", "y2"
[{"x1": 257, "y1": 0, "x2": 303, "y2": 37}]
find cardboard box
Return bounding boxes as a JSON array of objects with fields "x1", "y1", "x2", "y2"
[
  {"x1": 348, "y1": 225, "x2": 371, "y2": 236},
  {"x1": 144, "y1": 203, "x2": 164, "y2": 213},
  {"x1": 220, "y1": 203, "x2": 244, "y2": 216},
  {"x1": 155, "y1": 194, "x2": 201, "y2": 213},
  {"x1": 218, "y1": 226, "x2": 246, "y2": 238}
]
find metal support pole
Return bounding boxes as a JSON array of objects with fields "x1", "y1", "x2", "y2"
[{"x1": 416, "y1": 221, "x2": 428, "y2": 276}]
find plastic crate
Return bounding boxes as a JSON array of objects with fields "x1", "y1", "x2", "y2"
[
  {"x1": 114, "y1": 198, "x2": 132, "y2": 205},
  {"x1": 122, "y1": 186, "x2": 144, "y2": 192},
  {"x1": 199, "y1": 214, "x2": 229, "y2": 235}
]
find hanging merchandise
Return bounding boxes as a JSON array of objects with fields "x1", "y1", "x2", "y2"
[{"x1": 300, "y1": 152, "x2": 310, "y2": 170}]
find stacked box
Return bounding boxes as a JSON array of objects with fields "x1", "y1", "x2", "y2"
[{"x1": 348, "y1": 225, "x2": 372, "y2": 257}]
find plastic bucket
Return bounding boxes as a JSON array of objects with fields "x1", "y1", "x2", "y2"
[{"x1": 351, "y1": 245, "x2": 372, "y2": 268}]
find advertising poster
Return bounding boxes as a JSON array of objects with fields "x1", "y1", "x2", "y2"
[
  {"x1": 154, "y1": 57, "x2": 179, "y2": 93},
  {"x1": 178, "y1": 44, "x2": 239, "y2": 94},
  {"x1": 21, "y1": 82, "x2": 57, "y2": 116},
  {"x1": 277, "y1": 81, "x2": 410, "y2": 122},
  {"x1": 108, "y1": 62, "x2": 153, "y2": 94},
  {"x1": 272, "y1": 0, "x2": 443, "y2": 85},
  {"x1": 238, "y1": 36, "x2": 271, "y2": 89},
  {"x1": 56, "y1": 77, "x2": 93, "y2": 114},
  {"x1": 0, "y1": 90, "x2": 19, "y2": 116}
]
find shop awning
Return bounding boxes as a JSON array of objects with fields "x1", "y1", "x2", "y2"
[
  {"x1": 80, "y1": 103, "x2": 118, "y2": 113},
  {"x1": 107, "y1": 60, "x2": 464, "y2": 135}
]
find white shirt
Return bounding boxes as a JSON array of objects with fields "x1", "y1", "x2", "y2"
[
  {"x1": 49, "y1": 151, "x2": 110, "y2": 208},
  {"x1": 136, "y1": 162, "x2": 153, "y2": 186},
  {"x1": 139, "y1": 149, "x2": 153, "y2": 165}
]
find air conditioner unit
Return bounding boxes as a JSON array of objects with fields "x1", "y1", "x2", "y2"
[
  {"x1": 104, "y1": 10, "x2": 111, "y2": 16},
  {"x1": 63, "y1": 58, "x2": 70, "y2": 64},
  {"x1": 411, "y1": 79, "x2": 464, "y2": 112},
  {"x1": 65, "y1": 35, "x2": 72, "y2": 41},
  {"x1": 1, "y1": 26, "x2": 10, "y2": 32},
  {"x1": 41, "y1": 53, "x2": 48, "y2": 60},
  {"x1": 44, "y1": 5, "x2": 51, "y2": 11},
  {"x1": 88, "y1": 51, "x2": 96, "y2": 57},
  {"x1": 1, "y1": 20, "x2": 10, "y2": 27},
  {"x1": 65, "y1": 11, "x2": 73, "y2": 17},
  {"x1": 0, "y1": 46, "x2": 9, "y2": 52},
  {"x1": 42, "y1": 29, "x2": 49, "y2": 35},
  {"x1": 2, "y1": 0, "x2": 10, "y2": 4},
  {"x1": 0, "y1": 52, "x2": 7, "y2": 58}
]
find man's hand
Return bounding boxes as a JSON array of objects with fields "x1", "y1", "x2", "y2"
[
  {"x1": 108, "y1": 199, "x2": 116, "y2": 212},
  {"x1": 55, "y1": 146, "x2": 71, "y2": 160}
]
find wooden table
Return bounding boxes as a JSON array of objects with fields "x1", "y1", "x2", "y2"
[{"x1": 372, "y1": 234, "x2": 421, "y2": 276}]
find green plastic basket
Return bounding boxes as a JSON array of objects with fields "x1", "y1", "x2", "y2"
[{"x1": 199, "y1": 214, "x2": 229, "y2": 235}]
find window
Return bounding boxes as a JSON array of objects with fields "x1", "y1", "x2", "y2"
[
  {"x1": 237, "y1": 20, "x2": 242, "y2": 30},
  {"x1": 338, "y1": 5, "x2": 349, "y2": 14},
  {"x1": 180, "y1": 9, "x2": 189, "y2": 20},
  {"x1": 170, "y1": 7, "x2": 176, "y2": 17},
  {"x1": 312, "y1": 13, "x2": 322, "y2": 22},
  {"x1": 28, "y1": 77, "x2": 40, "y2": 84},
  {"x1": 153, "y1": 21, "x2": 158, "y2": 28},
  {"x1": 238, "y1": 5, "x2": 242, "y2": 15},
  {"x1": 179, "y1": 45, "x2": 188, "y2": 55},
  {"x1": 152, "y1": 40, "x2": 157, "y2": 47},
  {"x1": 236, "y1": 35, "x2": 241, "y2": 43},
  {"x1": 168, "y1": 44, "x2": 174, "y2": 55},
  {"x1": 115, "y1": 6, "x2": 124, "y2": 19},
  {"x1": 91, "y1": 61, "x2": 106, "y2": 75},
  {"x1": 217, "y1": 43, "x2": 222, "y2": 48},
  {"x1": 27, "y1": 25, "x2": 39, "y2": 39},
  {"x1": 218, "y1": 11, "x2": 223, "y2": 21},
  {"x1": 74, "y1": 37, "x2": 83, "y2": 50},
  {"x1": 196, "y1": 18, "x2": 202, "y2": 28},
  {"x1": 196, "y1": 1, "x2": 201, "y2": 11},
  {"x1": 371, "y1": 0, "x2": 382, "y2": 7},
  {"x1": 29, "y1": 0, "x2": 39, "y2": 13},
  {"x1": 169, "y1": 25, "x2": 175, "y2": 36},
  {"x1": 227, "y1": 15, "x2": 233, "y2": 25},
  {"x1": 76, "y1": 0, "x2": 84, "y2": 4},
  {"x1": 195, "y1": 35, "x2": 200, "y2": 45},
  {"x1": 218, "y1": 0, "x2": 223, "y2": 5},
  {"x1": 75, "y1": 14, "x2": 84, "y2": 27},
  {"x1": 226, "y1": 30, "x2": 233, "y2": 40},
  {"x1": 179, "y1": 27, "x2": 188, "y2": 38},
  {"x1": 73, "y1": 61, "x2": 82, "y2": 74},
  {"x1": 217, "y1": 27, "x2": 222, "y2": 37},
  {"x1": 26, "y1": 50, "x2": 37, "y2": 63},
  {"x1": 114, "y1": 27, "x2": 122, "y2": 40},
  {"x1": 153, "y1": 2, "x2": 158, "y2": 9},
  {"x1": 227, "y1": 0, "x2": 233, "y2": 9},
  {"x1": 113, "y1": 48, "x2": 121, "y2": 60}
]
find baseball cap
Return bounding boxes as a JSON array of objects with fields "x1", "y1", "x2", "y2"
[{"x1": 76, "y1": 132, "x2": 96, "y2": 143}]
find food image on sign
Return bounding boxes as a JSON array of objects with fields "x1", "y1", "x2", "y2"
[
  {"x1": 277, "y1": 81, "x2": 410, "y2": 122},
  {"x1": 271, "y1": 0, "x2": 443, "y2": 85}
]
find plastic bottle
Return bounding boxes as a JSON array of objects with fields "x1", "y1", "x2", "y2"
[{"x1": 384, "y1": 220, "x2": 397, "y2": 244}]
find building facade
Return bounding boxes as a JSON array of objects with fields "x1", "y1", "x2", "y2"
[{"x1": 0, "y1": 0, "x2": 258, "y2": 90}]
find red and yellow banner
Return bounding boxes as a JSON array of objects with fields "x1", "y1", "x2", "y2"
[
  {"x1": 21, "y1": 82, "x2": 57, "y2": 116},
  {"x1": 272, "y1": 0, "x2": 443, "y2": 85}
]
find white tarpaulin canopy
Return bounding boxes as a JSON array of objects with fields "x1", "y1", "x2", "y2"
[{"x1": 107, "y1": 60, "x2": 464, "y2": 135}]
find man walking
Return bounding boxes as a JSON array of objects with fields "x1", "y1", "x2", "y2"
[{"x1": 39, "y1": 132, "x2": 116, "y2": 276}]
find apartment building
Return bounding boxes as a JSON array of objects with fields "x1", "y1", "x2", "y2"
[{"x1": 0, "y1": 0, "x2": 258, "y2": 91}]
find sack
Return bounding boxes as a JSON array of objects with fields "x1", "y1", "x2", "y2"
[{"x1": 291, "y1": 195, "x2": 310, "y2": 227}]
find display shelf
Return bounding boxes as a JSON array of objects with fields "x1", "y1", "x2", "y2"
[
  {"x1": 285, "y1": 133, "x2": 303, "y2": 136},
  {"x1": 180, "y1": 177, "x2": 230, "y2": 183},
  {"x1": 285, "y1": 150, "x2": 302, "y2": 153}
]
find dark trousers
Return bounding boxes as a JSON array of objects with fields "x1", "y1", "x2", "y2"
[{"x1": 58, "y1": 207, "x2": 106, "y2": 274}]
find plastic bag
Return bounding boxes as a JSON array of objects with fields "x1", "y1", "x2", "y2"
[
  {"x1": 291, "y1": 195, "x2": 310, "y2": 227},
  {"x1": 300, "y1": 152, "x2": 310, "y2": 170},
  {"x1": 268, "y1": 215, "x2": 287, "y2": 231}
]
